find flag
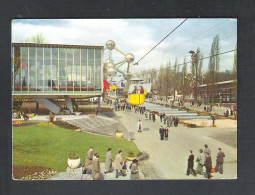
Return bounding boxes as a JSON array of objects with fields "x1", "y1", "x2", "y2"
[
  {"x1": 193, "y1": 75, "x2": 196, "y2": 79},
  {"x1": 185, "y1": 75, "x2": 189, "y2": 80},
  {"x1": 103, "y1": 80, "x2": 110, "y2": 92}
]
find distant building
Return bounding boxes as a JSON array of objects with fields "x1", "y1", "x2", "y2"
[
  {"x1": 135, "y1": 69, "x2": 158, "y2": 88},
  {"x1": 198, "y1": 80, "x2": 237, "y2": 104}
]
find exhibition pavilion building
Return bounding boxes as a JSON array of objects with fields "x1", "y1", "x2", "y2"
[{"x1": 12, "y1": 43, "x2": 104, "y2": 114}]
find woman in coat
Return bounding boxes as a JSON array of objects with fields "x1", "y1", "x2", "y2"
[
  {"x1": 130, "y1": 159, "x2": 139, "y2": 180},
  {"x1": 92, "y1": 154, "x2": 101, "y2": 180}
]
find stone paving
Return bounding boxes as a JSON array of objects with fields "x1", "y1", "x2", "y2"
[
  {"x1": 148, "y1": 99, "x2": 232, "y2": 116},
  {"x1": 114, "y1": 107, "x2": 237, "y2": 180},
  {"x1": 48, "y1": 161, "x2": 144, "y2": 180}
]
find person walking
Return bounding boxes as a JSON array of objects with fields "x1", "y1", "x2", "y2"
[
  {"x1": 167, "y1": 115, "x2": 171, "y2": 127},
  {"x1": 196, "y1": 149, "x2": 205, "y2": 175},
  {"x1": 115, "y1": 150, "x2": 124, "y2": 178},
  {"x1": 145, "y1": 112, "x2": 148, "y2": 120},
  {"x1": 174, "y1": 116, "x2": 179, "y2": 127},
  {"x1": 160, "y1": 113, "x2": 163, "y2": 122},
  {"x1": 159, "y1": 126, "x2": 164, "y2": 141},
  {"x1": 164, "y1": 126, "x2": 169, "y2": 141},
  {"x1": 205, "y1": 152, "x2": 213, "y2": 179},
  {"x1": 215, "y1": 148, "x2": 225, "y2": 174},
  {"x1": 92, "y1": 154, "x2": 101, "y2": 180},
  {"x1": 163, "y1": 114, "x2": 167, "y2": 125},
  {"x1": 211, "y1": 115, "x2": 216, "y2": 126},
  {"x1": 152, "y1": 112, "x2": 156, "y2": 122},
  {"x1": 170, "y1": 115, "x2": 174, "y2": 127},
  {"x1": 204, "y1": 144, "x2": 211, "y2": 157},
  {"x1": 137, "y1": 120, "x2": 142, "y2": 133},
  {"x1": 149, "y1": 112, "x2": 152, "y2": 120},
  {"x1": 104, "y1": 148, "x2": 113, "y2": 174},
  {"x1": 186, "y1": 150, "x2": 197, "y2": 176},
  {"x1": 83, "y1": 147, "x2": 93, "y2": 174},
  {"x1": 130, "y1": 159, "x2": 139, "y2": 180}
]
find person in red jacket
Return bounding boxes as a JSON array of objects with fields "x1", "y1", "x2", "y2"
[{"x1": 140, "y1": 86, "x2": 144, "y2": 94}]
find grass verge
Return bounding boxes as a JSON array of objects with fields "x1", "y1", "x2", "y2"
[{"x1": 13, "y1": 125, "x2": 140, "y2": 172}]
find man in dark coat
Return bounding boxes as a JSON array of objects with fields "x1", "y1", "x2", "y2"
[
  {"x1": 164, "y1": 126, "x2": 169, "y2": 141},
  {"x1": 159, "y1": 126, "x2": 164, "y2": 141},
  {"x1": 186, "y1": 150, "x2": 197, "y2": 176},
  {"x1": 174, "y1": 116, "x2": 179, "y2": 127},
  {"x1": 205, "y1": 152, "x2": 213, "y2": 179},
  {"x1": 215, "y1": 148, "x2": 225, "y2": 174},
  {"x1": 152, "y1": 112, "x2": 156, "y2": 122}
]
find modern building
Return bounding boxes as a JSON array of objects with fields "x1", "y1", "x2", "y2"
[{"x1": 12, "y1": 43, "x2": 104, "y2": 114}]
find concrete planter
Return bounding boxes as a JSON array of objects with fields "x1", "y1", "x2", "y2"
[
  {"x1": 126, "y1": 156, "x2": 137, "y2": 161},
  {"x1": 116, "y1": 132, "x2": 124, "y2": 138},
  {"x1": 68, "y1": 158, "x2": 81, "y2": 169},
  {"x1": 56, "y1": 117, "x2": 62, "y2": 122}
]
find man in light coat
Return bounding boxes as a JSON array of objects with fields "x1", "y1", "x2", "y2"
[
  {"x1": 137, "y1": 120, "x2": 142, "y2": 133},
  {"x1": 204, "y1": 144, "x2": 211, "y2": 156},
  {"x1": 92, "y1": 154, "x2": 101, "y2": 180},
  {"x1": 196, "y1": 149, "x2": 205, "y2": 175},
  {"x1": 215, "y1": 148, "x2": 226, "y2": 174},
  {"x1": 83, "y1": 147, "x2": 93, "y2": 174},
  {"x1": 115, "y1": 150, "x2": 124, "y2": 178},
  {"x1": 104, "y1": 148, "x2": 113, "y2": 174}
]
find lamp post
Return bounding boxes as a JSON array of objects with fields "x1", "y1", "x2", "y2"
[{"x1": 189, "y1": 50, "x2": 198, "y2": 101}]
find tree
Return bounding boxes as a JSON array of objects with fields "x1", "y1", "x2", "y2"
[
  {"x1": 173, "y1": 58, "x2": 178, "y2": 100},
  {"x1": 23, "y1": 32, "x2": 48, "y2": 43},
  {"x1": 156, "y1": 64, "x2": 165, "y2": 96},
  {"x1": 164, "y1": 61, "x2": 172, "y2": 97},
  {"x1": 182, "y1": 56, "x2": 189, "y2": 99},
  {"x1": 232, "y1": 43, "x2": 237, "y2": 103},
  {"x1": 232, "y1": 43, "x2": 237, "y2": 78},
  {"x1": 208, "y1": 35, "x2": 220, "y2": 106}
]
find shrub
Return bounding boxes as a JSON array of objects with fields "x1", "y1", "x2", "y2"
[
  {"x1": 69, "y1": 152, "x2": 79, "y2": 159},
  {"x1": 53, "y1": 121, "x2": 80, "y2": 130},
  {"x1": 127, "y1": 151, "x2": 136, "y2": 157}
]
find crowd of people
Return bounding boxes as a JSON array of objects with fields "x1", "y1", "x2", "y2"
[
  {"x1": 186, "y1": 144, "x2": 226, "y2": 179},
  {"x1": 224, "y1": 107, "x2": 237, "y2": 119},
  {"x1": 82, "y1": 147, "x2": 140, "y2": 180}
]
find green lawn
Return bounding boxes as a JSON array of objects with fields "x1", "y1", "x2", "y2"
[{"x1": 13, "y1": 125, "x2": 140, "y2": 172}]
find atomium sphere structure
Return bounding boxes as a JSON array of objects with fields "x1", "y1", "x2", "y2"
[
  {"x1": 106, "y1": 62, "x2": 114, "y2": 69},
  {"x1": 105, "y1": 59, "x2": 114, "y2": 66},
  {"x1": 106, "y1": 40, "x2": 116, "y2": 50},
  {"x1": 125, "y1": 53, "x2": 135, "y2": 63},
  {"x1": 124, "y1": 72, "x2": 132, "y2": 80}
]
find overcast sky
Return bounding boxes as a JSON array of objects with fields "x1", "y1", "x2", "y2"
[{"x1": 12, "y1": 18, "x2": 237, "y2": 74}]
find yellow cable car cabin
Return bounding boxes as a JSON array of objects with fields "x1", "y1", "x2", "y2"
[{"x1": 128, "y1": 78, "x2": 148, "y2": 105}]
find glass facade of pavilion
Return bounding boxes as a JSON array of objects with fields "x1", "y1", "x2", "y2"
[{"x1": 12, "y1": 43, "x2": 104, "y2": 95}]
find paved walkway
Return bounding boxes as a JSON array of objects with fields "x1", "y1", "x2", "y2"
[
  {"x1": 48, "y1": 161, "x2": 144, "y2": 180},
  {"x1": 148, "y1": 100, "x2": 233, "y2": 116},
  {"x1": 114, "y1": 109, "x2": 237, "y2": 179}
]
